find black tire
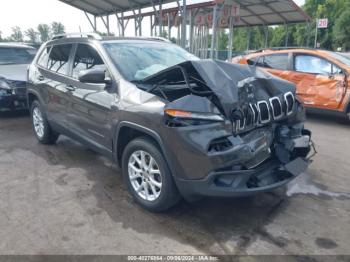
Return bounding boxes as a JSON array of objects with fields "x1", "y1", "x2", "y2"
[
  {"x1": 122, "y1": 137, "x2": 181, "y2": 212},
  {"x1": 31, "y1": 100, "x2": 59, "y2": 144}
]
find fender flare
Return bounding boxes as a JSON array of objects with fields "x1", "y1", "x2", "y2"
[
  {"x1": 113, "y1": 121, "x2": 174, "y2": 174},
  {"x1": 27, "y1": 89, "x2": 44, "y2": 109}
]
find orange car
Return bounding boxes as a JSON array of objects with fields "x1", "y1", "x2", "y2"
[{"x1": 235, "y1": 48, "x2": 350, "y2": 120}]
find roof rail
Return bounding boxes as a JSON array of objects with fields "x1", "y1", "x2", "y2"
[
  {"x1": 253, "y1": 46, "x2": 319, "y2": 53},
  {"x1": 145, "y1": 37, "x2": 171, "y2": 43},
  {"x1": 51, "y1": 32, "x2": 102, "y2": 41}
]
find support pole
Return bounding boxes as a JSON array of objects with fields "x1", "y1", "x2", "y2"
[
  {"x1": 285, "y1": 24, "x2": 289, "y2": 47},
  {"x1": 132, "y1": 10, "x2": 138, "y2": 36},
  {"x1": 306, "y1": 21, "x2": 311, "y2": 47},
  {"x1": 116, "y1": 13, "x2": 125, "y2": 36},
  {"x1": 228, "y1": 16, "x2": 234, "y2": 61},
  {"x1": 107, "y1": 15, "x2": 110, "y2": 35},
  {"x1": 138, "y1": 8, "x2": 142, "y2": 36},
  {"x1": 150, "y1": 0, "x2": 159, "y2": 37},
  {"x1": 101, "y1": 16, "x2": 110, "y2": 35},
  {"x1": 246, "y1": 27, "x2": 251, "y2": 51},
  {"x1": 189, "y1": 10, "x2": 194, "y2": 52},
  {"x1": 264, "y1": 25, "x2": 269, "y2": 48},
  {"x1": 168, "y1": 13, "x2": 172, "y2": 40},
  {"x1": 150, "y1": 15, "x2": 154, "y2": 36},
  {"x1": 121, "y1": 12, "x2": 125, "y2": 36},
  {"x1": 181, "y1": 0, "x2": 187, "y2": 48},
  {"x1": 314, "y1": 19, "x2": 318, "y2": 48},
  {"x1": 159, "y1": 2, "x2": 163, "y2": 37},
  {"x1": 85, "y1": 12, "x2": 97, "y2": 32},
  {"x1": 210, "y1": 4, "x2": 218, "y2": 59}
]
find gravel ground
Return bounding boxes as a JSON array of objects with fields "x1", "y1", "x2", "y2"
[{"x1": 0, "y1": 111, "x2": 349, "y2": 258}]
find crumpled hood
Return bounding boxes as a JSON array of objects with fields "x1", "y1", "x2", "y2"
[
  {"x1": 0, "y1": 64, "x2": 29, "y2": 82},
  {"x1": 141, "y1": 59, "x2": 296, "y2": 119}
]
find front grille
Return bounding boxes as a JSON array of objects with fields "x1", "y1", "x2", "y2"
[
  {"x1": 233, "y1": 92, "x2": 295, "y2": 134},
  {"x1": 284, "y1": 92, "x2": 295, "y2": 115},
  {"x1": 257, "y1": 101, "x2": 270, "y2": 123},
  {"x1": 269, "y1": 97, "x2": 283, "y2": 120}
]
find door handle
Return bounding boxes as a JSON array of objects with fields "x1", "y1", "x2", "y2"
[
  {"x1": 66, "y1": 85, "x2": 76, "y2": 92},
  {"x1": 37, "y1": 75, "x2": 45, "y2": 81}
]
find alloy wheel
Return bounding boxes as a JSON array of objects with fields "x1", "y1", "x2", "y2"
[
  {"x1": 32, "y1": 107, "x2": 45, "y2": 138},
  {"x1": 128, "y1": 150, "x2": 162, "y2": 201}
]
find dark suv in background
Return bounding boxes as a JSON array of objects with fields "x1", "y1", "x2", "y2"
[
  {"x1": 27, "y1": 33, "x2": 313, "y2": 212},
  {"x1": 0, "y1": 43, "x2": 36, "y2": 111}
]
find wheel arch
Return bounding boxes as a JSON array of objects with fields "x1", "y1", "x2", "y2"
[
  {"x1": 27, "y1": 90, "x2": 44, "y2": 109},
  {"x1": 113, "y1": 122, "x2": 173, "y2": 173}
]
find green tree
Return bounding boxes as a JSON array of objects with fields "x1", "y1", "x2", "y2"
[
  {"x1": 10, "y1": 26, "x2": 23, "y2": 42},
  {"x1": 25, "y1": 28, "x2": 38, "y2": 43},
  {"x1": 51, "y1": 22, "x2": 65, "y2": 35},
  {"x1": 37, "y1": 24, "x2": 51, "y2": 42},
  {"x1": 333, "y1": 9, "x2": 350, "y2": 51},
  {"x1": 218, "y1": 30, "x2": 228, "y2": 50}
]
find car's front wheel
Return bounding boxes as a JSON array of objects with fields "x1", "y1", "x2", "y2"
[
  {"x1": 31, "y1": 100, "x2": 59, "y2": 144},
  {"x1": 122, "y1": 137, "x2": 181, "y2": 212}
]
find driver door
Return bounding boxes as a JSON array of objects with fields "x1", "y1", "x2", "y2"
[
  {"x1": 291, "y1": 54, "x2": 347, "y2": 110},
  {"x1": 67, "y1": 43, "x2": 117, "y2": 155}
]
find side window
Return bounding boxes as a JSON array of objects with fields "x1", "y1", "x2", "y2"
[
  {"x1": 72, "y1": 44, "x2": 107, "y2": 79},
  {"x1": 47, "y1": 44, "x2": 73, "y2": 75},
  {"x1": 256, "y1": 54, "x2": 289, "y2": 70},
  {"x1": 295, "y1": 55, "x2": 332, "y2": 75},
  {"x1": 37, "y1": 46, "x2": 52, "y2": 68}
]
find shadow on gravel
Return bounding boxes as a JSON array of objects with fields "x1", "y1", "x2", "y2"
[
  {"x1": 1, "y1": 113, "x2": 290, "y2": 255},
  {"x1": 47, "y1": 138, "x2": 290, "y2": 255},
  {"x1": 0, "y1": 110, "x2": 29, "y2": 119}
]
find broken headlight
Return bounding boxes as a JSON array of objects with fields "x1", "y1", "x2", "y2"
[{"x1": 164, "y1": 109, "x2": 224, "y2": 127}]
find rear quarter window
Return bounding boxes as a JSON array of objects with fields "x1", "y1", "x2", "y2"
[
  {"x1": 47, "y1": 44, "x2": 73, "y2": 75},
  {"x1": 37, "y1": 46, "x2": 52, "y2": 68},
  {"x1": 256, "y1": 54, "x2": 289, "y2": 70}
]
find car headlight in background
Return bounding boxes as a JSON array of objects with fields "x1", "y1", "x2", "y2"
[
  {"x1": 0, "y1": 79, "x2": 11, "y2": 90},
  {"x1": 0, "y1": 79, "x2": 12, "y2": 96}
]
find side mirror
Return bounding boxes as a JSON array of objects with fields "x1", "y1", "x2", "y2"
[{"x1": 79, "y1": 68, "x2": 108, "y2": 84}]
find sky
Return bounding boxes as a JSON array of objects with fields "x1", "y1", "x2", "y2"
[{"x1": 0, "y1": 0, "x2": 306, "y2": 39}]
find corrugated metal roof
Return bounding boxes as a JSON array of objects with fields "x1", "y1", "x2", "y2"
[
  {"x1": 59, "y1": 0, "x2": 176, "y2": 15},
  {"x1": 58, "y1": 0, "x2": 311, "y2": 26}
]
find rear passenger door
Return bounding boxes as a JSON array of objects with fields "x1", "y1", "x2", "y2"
[
  {"x1": 67, "y1": 43, "x2": 116, "y2": 155},
  {"x1": 255, "y1": 53, "x2": 291, "y2": 79},
  {"x1": 35, "y1": 44, "x2": 74, "y2": 127},
  {"x1": 292, "y1": 54, "x2": 346, "y2": 109}
]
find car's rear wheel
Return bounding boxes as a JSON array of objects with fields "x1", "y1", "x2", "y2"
[
  {"x1": 122, "y1": 137, "x2": 181, "y2": 212},
  {"x1": 31, "y1": 100, "x2": 59, "y2": 144}
]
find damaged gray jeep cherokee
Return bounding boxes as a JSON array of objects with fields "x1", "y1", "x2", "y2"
[{"x1": 27, "y1": 33, "x2": 314, "y2": 212}]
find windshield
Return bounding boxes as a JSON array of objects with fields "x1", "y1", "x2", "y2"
[
  {"x1": 103, "y1": 41, "x2": 199, "y2": 81},
  {"x1": 0, "y1": 47, "x2": 36, "y2": 65},
  {"x1": 327, "y1": 51, "x2": 350, "y2": 67}
]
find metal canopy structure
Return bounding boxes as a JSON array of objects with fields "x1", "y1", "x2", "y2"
[
  {"x1": 59, "y1": 0, "x2": 175, "y2": 15},
  {"x1": 58, "y1": 0, "x2": 311, "y2": 59}
]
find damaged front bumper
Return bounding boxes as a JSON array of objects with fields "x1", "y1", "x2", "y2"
[
  {"x1": 167, "y1": 125, "x2": 314, "y2": 201},
  {"x1": 175, "y1": 157, "x2": 311, "y2": 201}
]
